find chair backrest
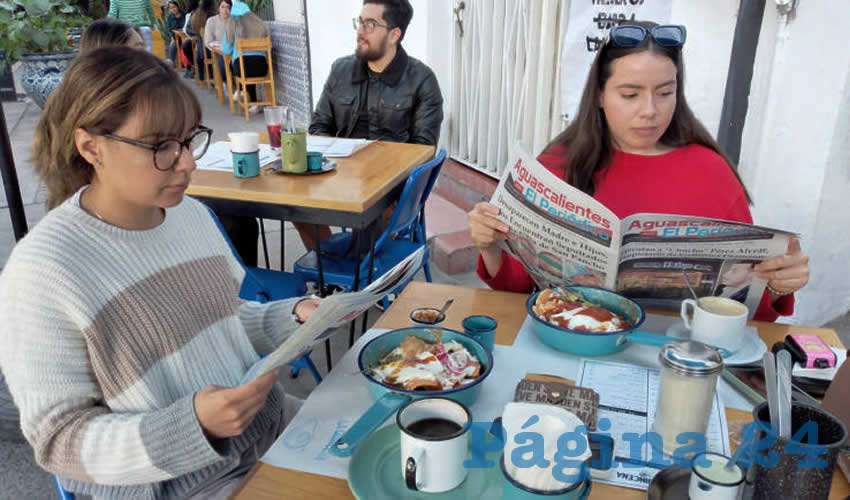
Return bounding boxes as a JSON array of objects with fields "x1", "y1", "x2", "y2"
[
  {"x1": 235, "y1": 37, "x2": 273, "y2": 82},
  {"x1": 374, "y1": 149, "x2": 447, "y2": 252},
  {"x1": 53, "y1": 475, "x2": 74, "y2": 500},
  {"x1": 203, "y1": 206, "x2": 269, "y2": 300}
]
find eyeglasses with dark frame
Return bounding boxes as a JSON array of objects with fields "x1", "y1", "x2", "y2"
[
  {"x1": 352, "y1": 17, "x2": 391, "y2": 33},
  {"x1": 609, "y1": 24, "x2": 687, "y2": 49},
  {"x1": 103, "y1": 126, "x2": 213, "y2": 171}
]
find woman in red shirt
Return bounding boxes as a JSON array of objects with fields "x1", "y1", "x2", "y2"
[{"x1": 468, "y1": 21, "x2": 809, "y2": 322}]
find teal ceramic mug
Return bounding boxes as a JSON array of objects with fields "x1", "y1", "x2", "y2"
[
  {"x1": 307, "y1": 151, "x2": 324, "y2": 171},
  {"x1": 463, "y1": 315, "x2": 497, "y2": 352},
  {"x1": 500, "y1": 455, "x2": 592, "y2": 500},
  {"x1": 232, "y1": 150, "x2": 260, "y2": 178}
]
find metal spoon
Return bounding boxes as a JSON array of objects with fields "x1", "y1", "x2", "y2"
[
  {"x1": 682, "y1": 270, "x2": 699, "y2": 301},
  {"x1": 437, "y1": 298, "x2": 454, "y2": 317},
  {"x1": 777, "y1": 350, "x2": 793, "y2": 439}
]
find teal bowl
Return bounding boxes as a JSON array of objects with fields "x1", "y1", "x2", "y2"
[
  {"x1": 330, "y1": 327, "x2": 494, "y2": 457},
  {"x1": 358, "y1": 327, "x2": 493, "y2": 407},
  {"x1": 526, "y1": 286, "x2": 653, "y2": 357}
]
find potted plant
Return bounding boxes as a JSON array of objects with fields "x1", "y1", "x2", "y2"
[{"x1": 0, "y1": 0, "x2": 90, "y2": 108}]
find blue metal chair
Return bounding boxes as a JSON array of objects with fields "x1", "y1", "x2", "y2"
[
  {"x1": 206, "y1": 207, "x2": 322, "y2": 384},
  {"x1": 53, "y1": 475, "x2": 74, "y2": 500},
  {"x1": 294, "y1": 150, "x2": 447, "y2": 306}
]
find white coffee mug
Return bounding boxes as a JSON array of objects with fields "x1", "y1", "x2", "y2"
[
  {"x1": 688, "y1": 452, "x2": 744, "y2": 500},
  {"x1": 397, "y1": 397, "x2": 470, "y2": 493},
  {"x1": 228, "y1": 132, "x2": 259, "y2": 153},
  {"x1": 680, "y1": 296, "x2": 748, "y2": 353}
]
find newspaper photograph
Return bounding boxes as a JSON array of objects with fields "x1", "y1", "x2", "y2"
[
  {"x1": 240, "y1": 246, "x2": 426, "y2": 383},
  {"x1": 490, "y1": 145, "x2": 795, "y2": 317}
]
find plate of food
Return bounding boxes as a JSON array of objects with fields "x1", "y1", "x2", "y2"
[
  {"x1": 329, "y1": 327, "x2": 493, "y2": 457},
  {"x1": 526, "y1": 286, "x2": 677, "y2": 356}
]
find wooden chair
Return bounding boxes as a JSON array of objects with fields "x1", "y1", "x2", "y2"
[
  {"x1": 199, "y1": 28, "x2": 215, "y2": 91},
  {"x1": 233, "y1": 37, "x2": 276, "y2": 122},
  {"x1": 188, "y1": 33, "x2": 202, "y2": 87},
  {"x1": 172, "y1": 30, "x2": 185, "y2": 70}
]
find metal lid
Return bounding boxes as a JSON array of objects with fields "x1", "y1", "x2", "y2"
[{"x1": 659, "y1": 340, "x2": 723, "y2": 376}]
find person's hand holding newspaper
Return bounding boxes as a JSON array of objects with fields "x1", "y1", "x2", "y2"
[{"x1": 468, "y1": 202, "x2": 510, "y2": 278}]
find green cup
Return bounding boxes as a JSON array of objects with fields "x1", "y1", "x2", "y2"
[{"x1": 282, "y1": 127, "x2": 307, "y2": 173}]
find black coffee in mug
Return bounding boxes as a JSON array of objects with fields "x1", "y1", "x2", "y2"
[{"x1": 406, "y1": 418, "x2": 462, "y2": 439}]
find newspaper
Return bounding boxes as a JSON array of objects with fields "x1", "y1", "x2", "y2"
[
  {"x1": 490, "y1": 145, "x2": 795, "y2": 317},
  {"x1": 240, "y1": 246, "x2": 426, "y2": 383},
  {"x1": 306, "y1": 136, "x2": 374, "y2": 158}
]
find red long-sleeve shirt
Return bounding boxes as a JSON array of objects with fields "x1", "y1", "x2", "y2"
[{"x1": 477, "y1": 143, "x2": 793, "y2": 321}]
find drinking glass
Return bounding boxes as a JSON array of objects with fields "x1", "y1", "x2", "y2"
[{"x1": 263, "y1": 106, "x2": 287, "y2": 152}]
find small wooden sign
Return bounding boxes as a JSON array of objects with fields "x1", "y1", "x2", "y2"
[{"x1": 514, "y1": 374, "x2": 600, "y2": 431}]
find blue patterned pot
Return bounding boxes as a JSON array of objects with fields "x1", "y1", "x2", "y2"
[{"x1": 19, "y1": 51, "x2": 76, "y2": 108}]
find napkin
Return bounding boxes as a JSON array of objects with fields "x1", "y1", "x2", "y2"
[{"x1": 502, "y1": 402, "x2": 591, "y2": 492}]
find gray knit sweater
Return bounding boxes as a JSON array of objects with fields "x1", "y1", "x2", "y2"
[{"x1": 0, "y1": 193, "x2": 302, "y2": 499}]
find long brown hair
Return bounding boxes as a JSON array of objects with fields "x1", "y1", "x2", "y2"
[
  {"x1": 548, "y1": 20, "x2": 751, "y2": 203},
  {"x1": 191, "y1": 0, "x2": 216, "y2": 34},
  {"x1": 33, "y1": 47, "x2": 201, "y2": 209},
  {"x1": 225, "y1": 12, "x2": 269, "y2": 45}
]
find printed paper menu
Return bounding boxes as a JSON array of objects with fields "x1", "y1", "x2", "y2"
[{"x1": 576, "y1": 359, "x2": 730, "y2": 490}]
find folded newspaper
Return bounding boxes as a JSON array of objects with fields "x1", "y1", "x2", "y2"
[
  {"x1": 491, "y1": 145, "x2": 796, "y2": 318},
  {"x1": 240, "y1": 246, "x2": 426, "y2": 383}
]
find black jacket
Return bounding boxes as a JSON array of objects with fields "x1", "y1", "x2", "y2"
[{"x1": 309, "y1": 46, "x2": 443, "y2": 145}]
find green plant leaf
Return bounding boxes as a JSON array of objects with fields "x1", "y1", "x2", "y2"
[
  {"x1": 23, "y1": 0, "x2": 50, "y2": 17},
  {"x1": 30, "y1": 29, "x2": 49, "y2": 49}
]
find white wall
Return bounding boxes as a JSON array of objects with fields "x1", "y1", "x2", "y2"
[
  {"x1": 671, "y1": 0, "x2": 738, "y2": 137},
  {"x1": 273, "y1": 0, "x2": 303, "y2": 23},
  {"x1": 740, "y1": 2, "x2": 850, "y2": 325}
]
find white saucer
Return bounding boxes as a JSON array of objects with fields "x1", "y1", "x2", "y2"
[{"x1": 665, "y1": 322, "x2": 768, "y2": 366}]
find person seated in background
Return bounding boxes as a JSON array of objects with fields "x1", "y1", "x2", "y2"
[
  {"x1": 302, "y1": 0, "x2": 444, "y2": 253},
  {"x1": 181, "y1": 0, "x2": 216, "y2": 79},
  {"x1": 80, "y1": 17, "x2": 145, "y2": 52},
  {"x1": 220, "y1": 1, "x2": 270, "y2": 112},
  {"x1": 467, "y1": 21, "x2": 809, "y2": 322},
  {"x1": 106, "y1": 0, "x2": 156, "y2": 52},
  {"x1": 165, "y1": 0, "x2": 186, "y2": 66},
  {"x1": 2, "y1": 47, "x2": 320, "y2": 499},
  {"x1": 205, "y1": 0, "x2": 232, "y2": 80}
]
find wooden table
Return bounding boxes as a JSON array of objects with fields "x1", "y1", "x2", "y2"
[
  {"x1": 209, "y1": 44, "x2": 234, "y2": 112},
  {"x1": 232, "y1": 282, "x2": 850, "y2": 500},
  {"x1": 188, "y1": 140, "x2": 434, "y2": 230}
]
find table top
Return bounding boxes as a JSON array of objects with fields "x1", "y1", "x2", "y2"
[
  {"x1": 187, "y1": 140, "x2": 434, "y2": 214},
  {"x1": 232, "y1": 282, "x2": 849, "y2": 500}
]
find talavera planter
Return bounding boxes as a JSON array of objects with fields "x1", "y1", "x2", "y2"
[{"x1": 19, "y1": 51, "x2": 76, "y2": 108}]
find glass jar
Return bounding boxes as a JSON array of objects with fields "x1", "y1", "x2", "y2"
[{"x1": 652, "y1": 340, "x2": 723, "y2": 456}]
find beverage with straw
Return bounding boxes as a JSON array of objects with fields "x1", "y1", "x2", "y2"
[{"x1": 263, "y1": 106, "x2": 287, "y2": 152}]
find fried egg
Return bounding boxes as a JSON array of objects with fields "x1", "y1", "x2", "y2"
[{"x1": 369, "y1": 339, "x2": 481, "y2": 391}]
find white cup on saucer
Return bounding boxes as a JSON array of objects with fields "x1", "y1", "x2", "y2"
[
  {"x1": 397, "y1": 397, "x2": 470, "y2": 493},
  {"x1": 681, "y1": 296, "x2": 750, "y2": 353}
]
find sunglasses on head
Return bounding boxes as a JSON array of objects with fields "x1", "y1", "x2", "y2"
[{"x1": 609, "y1": 24, "x2": 687, "y2": 48}]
